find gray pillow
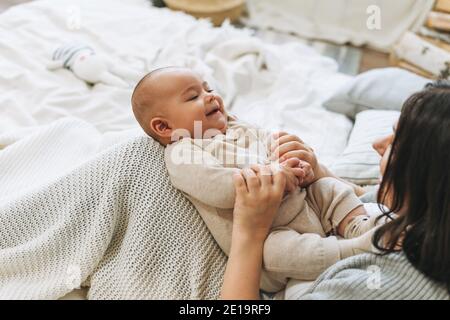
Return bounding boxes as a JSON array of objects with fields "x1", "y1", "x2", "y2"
[
  {"x1": 324, "y1": 67, "x2": 429, "y2": 119},
  {"x1": 330, "y1": 110, "x2": 400, "y2": 185}
]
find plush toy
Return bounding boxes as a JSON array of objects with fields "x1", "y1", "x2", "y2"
[{"x1": 48, "y1": 44, "x2": 139, "y2": 87}]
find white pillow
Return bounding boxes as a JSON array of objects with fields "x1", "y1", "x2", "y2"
[
  {"x1": 324, "y1": 67, "x2": 429, "y2": 119},
  {"x1": 330, "y1": 110, "x2": 400, "y2": 185}
]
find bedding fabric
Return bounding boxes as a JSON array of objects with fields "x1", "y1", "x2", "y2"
[
  {"x1": 323, "y1": 68, "x2": 429, "y2": 119},
  {"x1": 246, "y1": 0, "x2": 434, "y2": 52},
  {"x1": 330, "y1": 110, "x2": 400, "y2": 185},
  {"x1": 0, "y1": 119, "x2": 227, "y2": 299}
]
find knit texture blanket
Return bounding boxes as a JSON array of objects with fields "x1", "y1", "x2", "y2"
[{"x1": 0, "y1": 119, "x2": 226, "y2": 299}]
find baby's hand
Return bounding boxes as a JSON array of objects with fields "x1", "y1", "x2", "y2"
[
  {"x1": 296, "y1": 160, "x2": 315, "y2": 188},
  {"x1": 270, "y1": 132, "x2": 318, "y2": 187},
  {"x1": 249, "y1": 161, "x2": 299, "y2": 194},
  {"x1": 279, "y1": 158, "x2": 303, "y2": 192}
]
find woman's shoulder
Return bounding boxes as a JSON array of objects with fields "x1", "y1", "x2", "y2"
[{"x1": 301, "y1": 252, "x2": 450, "y2": 300}]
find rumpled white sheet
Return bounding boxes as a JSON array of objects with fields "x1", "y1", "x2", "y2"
[
  {"x1": 246, "y1": 0, "x2": 434, "y2": 52},
  {"x1": 0, "y1": 0, "x2": 352, "y2": 166}
]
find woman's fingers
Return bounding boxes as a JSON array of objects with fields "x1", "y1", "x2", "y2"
[
  {"x1": 271, "y1": 141, "x2": 309, "y2": 160},
  {"x1": 271, "y1": 131, "x2": 289, "y2": 140},
  {"x1": 233, "y1": 172, "x2": 248, "y2": 194},
  {"x1": 272, "y1": 168, "x2": 286, "y2": 195},
  {"x1": 271, "y1": 133, "x2": 304, "y2": 151},
  {"x1": 250, "y1": 164, "x2": 274, "y2": 188},
  {"x1": 243, "y1": 167, "x2": 260, "y2": 192},
  {"x1": 279, "y1": 150, "x2": 314, "y2": 164},
  {"x1": 280, "y1": 157, "x2": 300, "y2": 168},
  {"x1": 269, "y1": 132, "x2": 288, "y2": 153},
  {"x1": 258, "y1": 165, "x2": 273, "y2": 187}
]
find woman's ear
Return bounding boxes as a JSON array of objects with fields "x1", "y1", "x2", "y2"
[{"x1": 150, "y1": 117, "x2": 172, "y2": 139}]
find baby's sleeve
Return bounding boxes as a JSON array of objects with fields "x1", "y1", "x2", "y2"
[
  {"x1": 254, "y1": 125, "x2": 273, "y2": 158},
  {"x1": 229, "y1": 114, "x2": 273, "y2": 158},
  {"x1": 164, "y1": 140, "x2": 240, "y2": 209}
]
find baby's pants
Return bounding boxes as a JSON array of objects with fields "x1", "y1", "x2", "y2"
[{"x1": 260, "y1": 177, "x2": 363, "y2": 292}]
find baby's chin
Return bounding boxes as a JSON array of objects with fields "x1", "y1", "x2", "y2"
[
  {"x1": 219, "y1": 121, "x2": 228, "y2": 133},
  {"x1": 210, "y1": 114, "x2": 228, "y2": 132},
  {"x1": 202, "y1": 120, "x2": 228, "y2": 138},
  {"x1": 217, "y1": 118, "x2": 228, "y2": 134}
]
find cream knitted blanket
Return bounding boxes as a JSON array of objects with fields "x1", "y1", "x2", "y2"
[{"x1": 0, "y1": 119, "x2": 226, "y2": 299}]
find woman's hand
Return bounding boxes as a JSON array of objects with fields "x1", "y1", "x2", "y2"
[
  {"x1": 232, "y1": 165, "x2": 286, "y2": 240},
  {"x1": 269, "y1": 132, "x2": 322, "y2": 186},
  {"x1": 270, "y1": 132, "x2": 367, "y2": 196},
  {"x1": 221, "y1": 165, "x2": 286, "y2": 300}
]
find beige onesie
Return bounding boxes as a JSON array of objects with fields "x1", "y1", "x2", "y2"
[{"x1": 165, "y1": 117, "x2": 363, "y2": 292}]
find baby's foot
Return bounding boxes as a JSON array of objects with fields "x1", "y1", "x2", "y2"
[
  {"x1": 338, "y1": 228, "x2": 381, "y2": 259},
  {"x1": 343, "y1": 203, "x2": 393, "y2": 239}
]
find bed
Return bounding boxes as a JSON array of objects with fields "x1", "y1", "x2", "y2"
[{"x1": 0, "y1": 0, "x2": 364, "y2": 299}]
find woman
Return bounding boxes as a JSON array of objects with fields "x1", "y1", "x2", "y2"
[{"x1": 221, "y1": 81, "x2": 450, "y2": 300}]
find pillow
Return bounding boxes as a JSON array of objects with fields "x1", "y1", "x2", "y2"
[
  {"x1": 330, "y1": 110, "x2": 400, "y2": 185},
  {"x1": 324, "y1": 67, "x2": 429, "y2": 119}
]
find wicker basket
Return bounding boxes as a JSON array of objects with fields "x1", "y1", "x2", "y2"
[{"x1": 164, "y1": 0, "x2": 245, "y2": 26}]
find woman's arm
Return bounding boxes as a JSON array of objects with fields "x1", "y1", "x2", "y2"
[
  {"x1": 221, "y1": 165, "x2": 286, "y2": 300},
  {"x1": 221, "y1": 229, "x2": 265, "y2": 300}
]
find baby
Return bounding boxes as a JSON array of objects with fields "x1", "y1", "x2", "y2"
[{"x1": 132, "y1": 67, "x2": 381, "y2": 292}]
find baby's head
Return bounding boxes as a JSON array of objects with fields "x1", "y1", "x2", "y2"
[{"x1": 131, "y1": 67, "x2": 228, "y2": 146}]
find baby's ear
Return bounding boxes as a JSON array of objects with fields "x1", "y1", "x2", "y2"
[{"x1": 150, "y1": 117, "x2": 172, "y2": 139}]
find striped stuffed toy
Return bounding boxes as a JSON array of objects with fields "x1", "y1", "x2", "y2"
[{"x1": 48, "y1": 43, "x2": 130, "y2": 87}]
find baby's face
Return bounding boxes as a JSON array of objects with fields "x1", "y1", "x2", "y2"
[{"x1": 152, "y1": 69, "x2": 227, "y2": 139}]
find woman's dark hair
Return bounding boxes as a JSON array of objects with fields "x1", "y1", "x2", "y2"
[{"x1": 374, "y1": 80, "x2": 450, "y2": 293}]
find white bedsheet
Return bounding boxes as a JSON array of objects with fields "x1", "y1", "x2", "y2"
[
  {"x1": 246, "y1": 0, "x2": 434, "y2": 52},
  {"x1": 0, "y1": 0, "x2": 352, "y2": 166}
]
